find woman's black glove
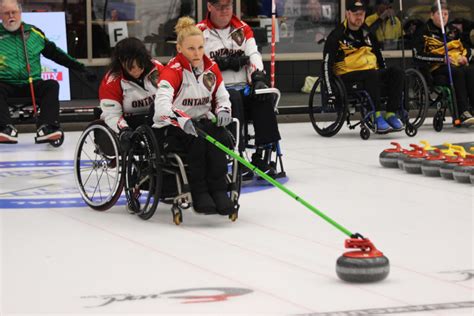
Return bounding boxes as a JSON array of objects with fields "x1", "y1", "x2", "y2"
[{"x1": 119, "y1": 128, "x2": 134, "y2": 152}]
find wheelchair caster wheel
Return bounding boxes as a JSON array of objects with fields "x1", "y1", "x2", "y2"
[
  {"x1": 229, "y1": 212, "x2": 238, "y2": 222},
  {"x1": 405, "y1": 124, "x2": 417, "y2": 137},
  {"x1": 172, "y1": 207, "x2": 182, "y2": 225},
  {"x1": 433, "y1": 112, "x2": 444, "y2": 132},
  {"x1": 50, "y1": 132, "x2": 64, "y2": 147},
  {"x1": 360, "y1": 127, "x2": 370, "y2": 140}
]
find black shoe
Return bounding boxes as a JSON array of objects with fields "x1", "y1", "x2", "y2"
[
  {"x1": 0, "y1": 124, "x2": 18, "y2": 144},
  {"x1": 192, "y1": 192, "x2": 217, "y2": 214},
  {"x1": 251, "y1": 153, "x2": 278, "y2": 179},
  {"x1": 211, "y1": 191, "x2": 234, "y2": 215},
  {"x1": 35, "y1": 124, "x2": 63, "y2": 143}
]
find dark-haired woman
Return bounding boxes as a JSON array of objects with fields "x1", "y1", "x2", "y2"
[{"x1": 99, "y1": 37, "x2": 164, "y2": 143}]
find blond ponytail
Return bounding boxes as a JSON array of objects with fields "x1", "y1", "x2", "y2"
[{"x1": 175, "y1": 16, "x2": 203, "y2": 45}]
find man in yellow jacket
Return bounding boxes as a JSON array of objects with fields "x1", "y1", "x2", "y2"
[
  {"x1": 323, "y1": 0, "x2": 405, "y2": 132},
  {"x1": 413, "y1": 1, "x2": 474, "y2": 125},
  {"x1": 365, "y1": 0, "x2": 403, "y2": 50}
]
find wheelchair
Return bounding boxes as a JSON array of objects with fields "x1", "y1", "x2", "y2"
[
  {"x1": 74, "y1": 118, "x2": 242, "y2": 225},
  {"x1": 308, "y1": 68, "x2": 428, "y2": 140},
  {"x1": 8, "y1": 97, "x2": 65, "y2": 147},
  {"x1": 242, "y1": 87, "x2": 286, "y2": 178},
  {"x1": 416, "y1": 68, "x2": 461, "y2": 132}
]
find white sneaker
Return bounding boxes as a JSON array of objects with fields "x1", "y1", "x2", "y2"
[{"x1": 459, "y1": 111, "x2": 474, "y2": 125}]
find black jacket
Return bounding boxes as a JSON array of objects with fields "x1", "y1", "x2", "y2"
[{"x1": 323, "y1": 20, "x2": 385, "y2": 94}]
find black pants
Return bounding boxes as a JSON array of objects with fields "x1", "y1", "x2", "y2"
[
  {"x1": 0, "y1": 80, "x2": 60, "y2": 128},
  {"x1": 154, "y1": 121, "x2": 231, "y2": 194},
  {"x1": 432, "y1": 64, "x2": 474, "y2": 114},
  {"x1": 227, "y1": 88, "x2": 281, "y2": 149},
  {"x1": 340, "y1": 67, "x2": 404, "y2": 113}
]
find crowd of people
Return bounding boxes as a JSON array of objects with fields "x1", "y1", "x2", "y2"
[
  {"x1": 323, "y1": 0, "x2": 474, "y2": 127},
  {"x1": 1, "y1": 0, "x2": 474, "y2": 214}
]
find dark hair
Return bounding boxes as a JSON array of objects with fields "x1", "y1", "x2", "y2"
[
  {"x1": 207, "y1": 0, "x2": 219, "y2": 4},
  {"x1": 108, "y1": 37, "x2": 152, "y2": 76},
  {"x1": 431, "y1": 1, "x2": 449, "y2": 13}
]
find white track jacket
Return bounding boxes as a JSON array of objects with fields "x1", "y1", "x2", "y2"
[
  {"x1": 152, "y1": 53, "x2": 231, "y2": 129},
  {"x1": 99, "y1": 60, "x2": 164, "y2": 133},
  {"x1": 197, "y1": 14, "x2": 264, "y2": 86}
]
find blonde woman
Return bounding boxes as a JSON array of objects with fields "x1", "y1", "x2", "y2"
[{"x1": 153, "y1": 17, "x2": 234, "y2": 216}]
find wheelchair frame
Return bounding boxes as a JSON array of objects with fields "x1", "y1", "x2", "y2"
[
  {"x1": 74, "y1": 118, "x2": 242, "y2": 225},
  {"x1": 308, "y1": 68, "x2": 428, "y2": 140},
  {"x1": 428, "y1": 82, "x2": 457, "y2": 132}
]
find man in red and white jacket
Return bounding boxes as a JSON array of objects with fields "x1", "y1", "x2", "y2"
[
  {"x1": 152, "y1": 47, "x2": 234, "y2": 215},
  {"x1": 198, "y1": 0, "x2": 281, "y2": 176}
]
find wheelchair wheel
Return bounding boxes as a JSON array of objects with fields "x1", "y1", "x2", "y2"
[
  {"x1": 433, "y1": 111, "x2": 444, "y2": 132},
  {"x1": 405, "y1": 123, "x2": 418, "y2": 137},
  {"x1": 309, "y1": 77, "x2": 347, "y2": 137},
  {"x1": 124, "y1": 124, "x2": 162, "y2": 220},
  {"x1": 50, "y1": 128, "x2": 65, "y2": 147},
  {"x1": 404, "y1": 68, "x2": 429, "y2": 129},
  {"x1": 360, "y1": 126, "x2": 370, "y2": 140},
  {"x1": 74, "y1": 121, "x2": 124, "y2": 211}
]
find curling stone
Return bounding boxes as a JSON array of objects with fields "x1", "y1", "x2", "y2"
[
  {"x1": 398, "y1": 144, "x2": 422, "y2": 170},
  {"x1": 452, "y1": 155, "x2": 474, "y2": 183},
  {"x1": 440, "y1": 153, "x2": 464, "y2": 180},
  {"x1": 470, "y1": 169, "x2": 474, "y2": 185},
  {"x1": 336, "y1": 236, "x2": 389, "y2": 283},
  {"x1": 379, "y1": 142, "x2": 406, "y2": 168},
  {"x1": 421, "y1": 149, "x2": 447, "y2": 177},
  {"x1": 403, "y1": 149, "x2": 429, "y2": 174}
]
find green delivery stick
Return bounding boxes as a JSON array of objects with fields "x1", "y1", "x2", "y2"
[{"x1": 195, "y1": 126, "x2": 353, "y2": 238}]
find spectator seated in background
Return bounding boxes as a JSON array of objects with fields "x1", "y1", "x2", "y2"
[
  {"x1": 198, "y1": 0, "x2": 282, "y2": 179},
  {"x1": 0, "y1": 0, "x2": 94, "y2": 144},
  {"x1": 324, "y1": 0, "x2": 406, "y2": 132},
  {"x1": 365, "y1": 0, "x2": 403, "y2": 50},
  {"x1": 413, "y1": 1, "x2": 474, "y2": 125}
]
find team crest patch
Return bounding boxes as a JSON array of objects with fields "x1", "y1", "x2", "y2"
[
  {"x1": 231, "y1": 29, "x2": 245, "y2": 46},
  {"x1": 203, "y1": 72, "x2": 216, "y2": 92}
]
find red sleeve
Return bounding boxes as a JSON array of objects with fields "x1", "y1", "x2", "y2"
[
  {"x1": 152, "y1": 59, "x2": 165, "y2": 72},
  {"x1": 99, "y1": 72, "x2": 123, "y2": 104},
  {"x1": 242, "y1": 23, "x2": 254, "y2": 40},
  {"x1": 158, "y1": 65, "x2": 183, "y2": 94}
]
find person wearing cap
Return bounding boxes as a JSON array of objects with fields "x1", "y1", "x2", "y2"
[
  {"x1": 322, "y1": 0, "x2": 405, "y2": 132},
  {"x1": 197, "y1": 0, "x2": 281, "y2": 179},
  {"x1": 365, "y1": 0, "x2": 403, "y2": 50},
  {"x1": 413, "y1": 1, "x2": 474, "y2": 125}
]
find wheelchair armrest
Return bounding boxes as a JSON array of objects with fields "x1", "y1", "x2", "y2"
[{"x1": 253, "y1": 87, "x2": 281, "y2": 113}]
